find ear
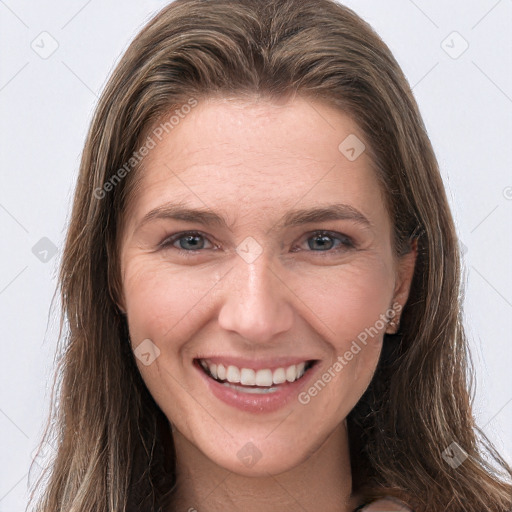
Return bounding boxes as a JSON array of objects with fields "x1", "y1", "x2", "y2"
[
  {"x1": 116, "y1": 300, "x2": 127, "y2": 315},
  {"x1": 387, "y1": 238, "x2": 418, "y2": 331},
  {"x1": 112, "y1": 284, "x2": 127, "y2": 315}
]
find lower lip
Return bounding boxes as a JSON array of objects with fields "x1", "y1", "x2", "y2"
[{"x1": 194, "y1": 360, "x2": 318, "y2": 414}]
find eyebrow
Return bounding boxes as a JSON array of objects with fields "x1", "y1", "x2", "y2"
[{"x1": 136, "y1": 202, "x2": 373, "y2": 232}]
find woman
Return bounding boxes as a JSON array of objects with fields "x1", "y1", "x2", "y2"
[{"x1": 29, "y1": 0, "x2": 512, "y2": 511}]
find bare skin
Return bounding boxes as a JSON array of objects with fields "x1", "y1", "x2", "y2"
[{"x1": 118, "y1": 94, "x2": 417, "y2": 512}]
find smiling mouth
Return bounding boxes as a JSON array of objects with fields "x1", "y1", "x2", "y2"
[{"x1": 195, "y1": 358, "x2": 317, "y2": 394}]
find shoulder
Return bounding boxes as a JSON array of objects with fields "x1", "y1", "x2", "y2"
[{"x1": 355, "y1": 497, "x2": 413, "y2": 511}]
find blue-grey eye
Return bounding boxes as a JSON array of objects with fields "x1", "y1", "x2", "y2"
[
  {"x1": 306, "y1": 232, "x2": 354, "y2": 252},
  {"x1": 160, "y1": 231, "x2": 213, "y2": 252},
  {"x1": 177, "y1": 233, "x2": 206, "y2": 250}
]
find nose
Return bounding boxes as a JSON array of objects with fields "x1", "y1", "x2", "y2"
[{"x1": 217, "y1": 250, "x2": 294, "y2": 345}]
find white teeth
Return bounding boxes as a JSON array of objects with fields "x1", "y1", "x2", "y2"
[
  {"x1": 199, "y1": 359, "x2": 311, "y2": 387},
  {"x1": 272, "y1": 367, "x2": 286, "y2": 384},
  {"x1": 217, "y1": 363, "x2": 226, "y2": 380},
  {"x1": 285, "y1": 365, "x2": 296, "y2": 382},
  {"x1": 240, "y1": 368, "x2": 256, "y2": 385},
  {"x1": 226, "y1": 365, "x2": 240, "y2": 383},
  {"x1": 223, "y1": 382, "x2": 279, "y2": 394},
  {"x1": 255, "y1": 369, "x2": 273, "y2": 387}
]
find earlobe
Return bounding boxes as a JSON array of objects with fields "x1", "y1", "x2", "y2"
[
  {"x1": 115, "y1": 293, "x2": 127, "y2": 315},
  {"x1": 386, "y1": 238, "x2": 418, "y2": 334},
  {"x1": 395, "y1": 238, "x2": 418, "y2": 302}
]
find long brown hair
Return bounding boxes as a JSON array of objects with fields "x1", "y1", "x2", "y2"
[{"x1": 29, "y1": 1, "x2": 512, "y2": 511}]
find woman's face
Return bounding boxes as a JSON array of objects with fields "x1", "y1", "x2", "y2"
[{"x1": 118, "y1": 95, "x2": 416, "y2": 476}]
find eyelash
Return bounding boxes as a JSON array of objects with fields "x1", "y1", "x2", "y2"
[{"x1": 158, "y1": 230, "x2": 356, "y2": 257}]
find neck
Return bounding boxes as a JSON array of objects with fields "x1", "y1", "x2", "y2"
[{"x1": 168, "y1": 420, "x2": 359, "y2": 512}]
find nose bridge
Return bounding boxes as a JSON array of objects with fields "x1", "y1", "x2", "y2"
[{"x1": 217, "y1": 247, "x2": 294, "y2": 343}]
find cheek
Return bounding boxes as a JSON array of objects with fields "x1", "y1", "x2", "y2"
[
  {"x1": 297, "y1": 256, "x2": 394, "y2": 338},
  {"x1": 121, "y1": 259, "x2": 222, "y2": 419},
  {"x1": 122, "y1": 258, "x2": 221, "y2": 345},
  {"x1": 123, "y1": 252, "x2": 395, "y2": 442},
  {"x1": 294, "y1": 257, "x2": 394, "y2": 391},
  {"x1": 124, "y1": 251, "x2": 394, "y2": 356}
]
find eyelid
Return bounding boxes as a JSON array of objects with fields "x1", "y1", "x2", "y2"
[
  {"x1": 159, "y1": 229, "x2": 356, "y2": 255},
  {"x1": 159, "y1": 230, "x2": 216, "y2": 251},
  {"x1": 296, "y1": 230, "x2": 356, "y2": 251}
]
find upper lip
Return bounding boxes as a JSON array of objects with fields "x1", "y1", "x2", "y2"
[{"x1": 195, "y1": 356, "x2": 318, "y2": 372}]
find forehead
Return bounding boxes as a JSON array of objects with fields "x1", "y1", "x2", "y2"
[{"x1": 123, "y1": 95, "x2": 387, "y2": 233}]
